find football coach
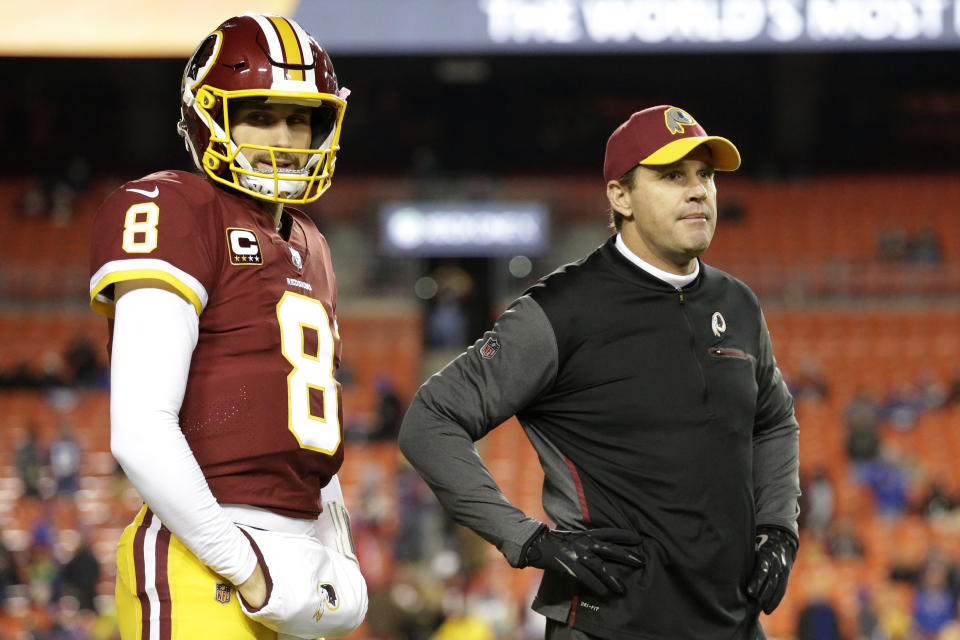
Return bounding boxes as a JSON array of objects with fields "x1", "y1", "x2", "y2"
[{"x1": 399, "y1": 105, "x2": 801, "y2": 640}]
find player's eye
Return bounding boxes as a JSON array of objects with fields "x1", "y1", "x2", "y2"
[{"x1": 248, "y1": 111, "x2": 273, "y2": 124}]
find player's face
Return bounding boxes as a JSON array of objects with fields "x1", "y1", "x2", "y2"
[
  {"x1": 230, "y1": 102, "x2": 313, "y2": 173},
  {"x1": 613, "y1": 145, "x2": 718, "y2": 275}
]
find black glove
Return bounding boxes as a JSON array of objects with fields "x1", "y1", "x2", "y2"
[
  {"x1": 519, "y1": 525, "x2": 645, "y2": 597},
  {"x1": 746, "y1": 525, "x2": 798, "y2": 614}
]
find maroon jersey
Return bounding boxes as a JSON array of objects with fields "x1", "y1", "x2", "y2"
[{"x1": 90, "y1": 170, "x2": 343, "y2": 518}]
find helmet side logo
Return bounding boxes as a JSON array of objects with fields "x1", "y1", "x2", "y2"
[
  {"x1": 664, "y1": 108, "x2": 696, "y2": 135},
  {"x1": 183, "y1": 32, "x2": 222, "y2": 93}
]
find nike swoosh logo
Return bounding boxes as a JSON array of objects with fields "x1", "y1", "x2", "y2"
[{"x1": 126, "y1": 186, "x2": 159, "y2": 198}]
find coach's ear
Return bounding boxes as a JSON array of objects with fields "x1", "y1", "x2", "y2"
[{"x1": 606, "y1": 180, "x2": 634, "y2": 221}]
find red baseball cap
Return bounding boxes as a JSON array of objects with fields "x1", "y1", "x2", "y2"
[{"x1": 603, "y1": 105, "x2": 741, "y2": 183}]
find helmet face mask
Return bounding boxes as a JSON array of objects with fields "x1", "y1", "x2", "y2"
[{"x1": 177, "y1": 13, "x2": 348, "y2": 205}]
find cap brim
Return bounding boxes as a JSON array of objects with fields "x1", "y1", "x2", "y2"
[{"x1": 640, "y1": 136, "x2": 741, "y2": 171}]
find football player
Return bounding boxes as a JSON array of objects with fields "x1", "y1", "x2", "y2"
[{"x1": 89, "y1": 13, "x2": 366, "y2": 639}]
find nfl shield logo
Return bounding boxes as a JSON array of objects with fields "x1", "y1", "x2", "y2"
[
  {"x1": 215, "y1": 583, "x2": 232, "y2": 605},
  {"x1": 479, "y1": 336, "x2": 500, "y2": 360},
  {"x1": 289, "y1": 247, "x2": 303, "y2": 270}
]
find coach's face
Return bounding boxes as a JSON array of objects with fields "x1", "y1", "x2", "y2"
[{"x1": 608, "y1": 144, "x2": 718, "y2": 275}]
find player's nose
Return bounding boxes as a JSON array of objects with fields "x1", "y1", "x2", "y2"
[{"x1": 272, "y1": 123, "x2": 296, "y2": 148}]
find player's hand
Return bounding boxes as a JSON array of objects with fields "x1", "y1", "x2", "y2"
[
  {"x1": 519, "y1": 526, "x2": 645, "y2": 597},
  {"x1": 746, "y1": 526, "x2": 798, "y2": 614},
  {"x1": 237, "y1": 562, "x2": 268, "y2": 610}
]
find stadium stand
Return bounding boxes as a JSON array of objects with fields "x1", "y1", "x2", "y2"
[{"x1": 2, "y1": 174, "x2": 960, "y2": 638}]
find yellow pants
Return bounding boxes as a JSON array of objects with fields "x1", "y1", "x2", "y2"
[{"x1": 115, "y1": 506, "x2": 273, "y2": 640}]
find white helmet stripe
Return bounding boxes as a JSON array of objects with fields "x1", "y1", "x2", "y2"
[
  {"x1": 247, "y1": 13, "x2": 287, "y2": 86},
  {"x1": 287, "y1": 18, "x2": 316, "y2": 85}
]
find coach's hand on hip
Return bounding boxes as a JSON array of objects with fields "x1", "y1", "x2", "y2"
[
  {"x1": 519, "y1": 525, "x2": 645, "y2": 596},
  {"x1": 746, "y1": 526, "x2": 798, "y2": 614}
]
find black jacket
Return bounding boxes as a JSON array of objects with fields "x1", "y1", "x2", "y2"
[{"x1": 399, "y1": 236, "x2": 800, "y2": 640}]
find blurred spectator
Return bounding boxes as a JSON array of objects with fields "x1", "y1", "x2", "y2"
[
  {"x1": 876, "y1": 225, "x2": 944, "y2": 264},
  {"x1": 425, "y1": 263, "x2": 474, "y2": 348},
  {"x1": 49, "y1": 421, "x2": 82, "y2": 496},
  {"x1": 394, "y1": 463, "x2": 441, "y2": 563},
  {"x1": 801, "y1": 468, "x2": 834, "y2": 537},
  {"x1": 846, "y1": 390, "x2": 882, "y2": 470},
  {"x1": 59, "y1": 533, "x2": 101, "y2": 612},
  {"x1": 908, "y1": 225, "x2": 943, "y2": 264},
  {"x1": 913, "y1": 562, "x2": 957, "y2": 639},
  {"x1": 16, "y1": 425, "x2": 46, "y2": 498},
  {"x1": 430, "y1": 578, "x2": 496, "y2": 640},
  {"x1": 49, "y1": 181, "x2": 76, "y2": 225},
  {"x1": 64, "y1": 334, "x2": 106, "y2": 388},
  {"x1": 4, "y1": 360, "x2": 43, "y2": 390},
  {"x1": 426, "y1": 288, "x2": 470, "y2": 348},
  {"x1": 855, "y1": 587, "x2": 880, "y2": 640},
  {"x1": 945, "y1": 368, "x2": 960, "y2": 406},
  {"x1": 876, "y1": 585, "x2": 914, "y2": 640},
  {"x1": 881, "y1": 380, "x2": 925, "y2": 431},
  {"x1": 859, "y1": 444, "x2": 911, "y2": 519},
  {"x1": 825, "y1": 515, "x2": 865, "y2": 558},
  {"x1": 919, "y1": 481, "x2": 954, "y2": 519},
  {"x1": 796, "y1": 597, "x2": 842, "y2": 640},
  {"x1": 796, "y1": 570, "x2": 842, "y2": 640},
  {"x1": 787, "y1": 355, "x2": 830, "y2": 402},
  {"x1": 371, "y1": 374, "x2": 404, "y2": 441},
  {"x1": 717, "y1": 196, "x2": 746, "y2": 222},
  {"x1": 21, "y1": 177, "x2": 48, "y2": 218},
  {"x1": 915, "y1": 369, "x2": 948, "y2": 413},
  {"x1": 0, "y1": 530, "x2": 20, "y2": 604},
  {"x1": 24, "y1": 537, "x2": 59, "y2": 607},
  {"x1": 877, "y1": 226, "x2": 909, "y2": 261}
]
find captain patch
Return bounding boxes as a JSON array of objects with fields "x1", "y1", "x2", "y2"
[{"x1": 227, "y1": 228, "x2": 262, "y2": 265}]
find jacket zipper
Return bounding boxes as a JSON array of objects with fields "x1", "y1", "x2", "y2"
[{"x1": 677, "y1": 288, "x2": 709, "y2": 405}]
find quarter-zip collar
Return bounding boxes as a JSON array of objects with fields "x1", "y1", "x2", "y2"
[
  {"x1": 601, "y1": 235, "x2": 704, "y2": 292},
  {"x1": 614, "y1": 233, "x2": 699, "y2": 288}
]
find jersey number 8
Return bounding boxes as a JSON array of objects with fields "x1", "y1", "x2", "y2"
[{"x1": 277, "y1": 292, "x2": 341, "y2": 455}]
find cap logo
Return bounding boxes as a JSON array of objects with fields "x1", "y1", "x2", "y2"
[{"x1": 664, "y1": 108, "x2": 696, "y2": 135}]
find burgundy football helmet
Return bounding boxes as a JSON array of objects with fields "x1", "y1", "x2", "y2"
[{"x1": 177, "y1": 13, "x2": 349, "y2": 204}]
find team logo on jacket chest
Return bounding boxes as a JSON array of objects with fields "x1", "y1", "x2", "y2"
[
  {"x1": 226, "y1": 228, "x2": 262, "y2": 265},
  {"x1": 711, "y1": 311, "x2": 727, "y2": 337}
]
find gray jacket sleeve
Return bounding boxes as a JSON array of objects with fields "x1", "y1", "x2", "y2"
[
  {"x1": 398, "y1": 295, "x2": 558, "y2": 566},
  {"x1": 753, "y1": 312, "x2": 801, "y2": 539}
]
